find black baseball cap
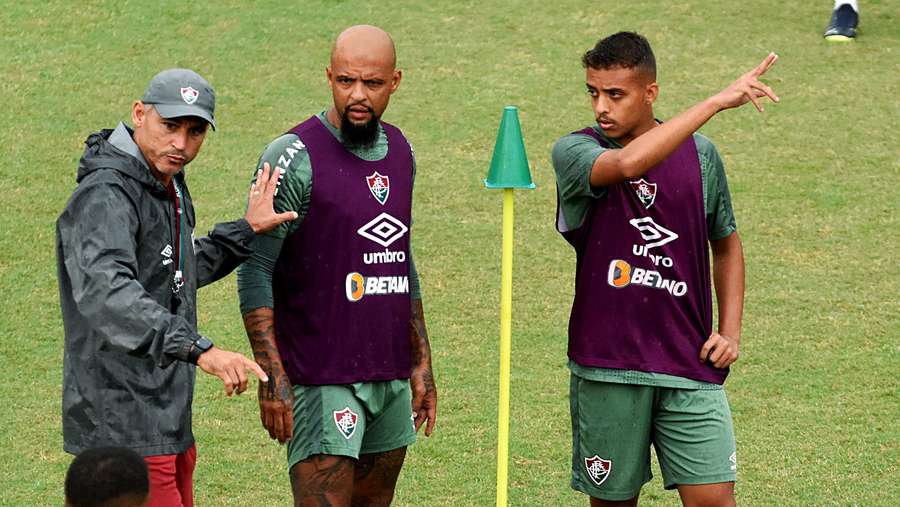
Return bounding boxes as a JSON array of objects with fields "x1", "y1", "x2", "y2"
[{"x1": 141, "y1": 68, "x2": 216, "y2": 130}]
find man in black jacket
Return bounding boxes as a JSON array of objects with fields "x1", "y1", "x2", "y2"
[{"x1": 56, "y1": 68, "x2": 297, "y2": 506}]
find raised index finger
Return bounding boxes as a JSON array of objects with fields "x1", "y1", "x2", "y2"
[{"x1": 244, "y1": 357, "x2": 269, "y2": 382}]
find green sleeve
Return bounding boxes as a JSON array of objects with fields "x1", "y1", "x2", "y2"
[
  {"x1": 694, "y1": 133, "x2": 737, "y2": 241},
  {"x1": 409, "y1": 149, "x2": 422, "y2": 300},
  {"x1": 254, "y1": 134, "x2": 312, "y2": 239},
  {"x1": 237, "y1": 134, "x2": 311, "y2": 314},
  {"x1": 551, "y1": 132, "x2": 608, "y2": 231}
]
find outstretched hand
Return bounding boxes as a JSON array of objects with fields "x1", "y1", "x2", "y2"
[
  {"x1": 197, "y1": 346, "x2": 269, "y2": 396},
  {"x1": 245, "y1": 162, "x2": 298, "y2": 234},
  {"x1": 712, "y1": 52, "x2": 780, "y2": 112}
]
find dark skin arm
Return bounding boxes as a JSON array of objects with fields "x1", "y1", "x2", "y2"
[
  {"x1": 700, "y1": 232, "x2": 745, "y2": 368},
  {"x1": 242, "y1": 307, "x2": 294, "y2": 443},
  {"x1": 410, "y1": 298, "x2": 437, "y2": 436}
]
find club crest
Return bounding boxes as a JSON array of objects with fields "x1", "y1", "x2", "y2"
[
  {"x1": 630, "y1": 178, "x2": 657, "y2": 208},
  {"x1": 584, "y1": 455, "x2": 612, "y2": 486},
  {"x1": 366, "y1": 171, "x2": 390, "y2": 205},
  {"x1": 333, "y1": 407, "x2": 359, "y2": 439},
  {"x1": 180, "y1": 86, "x2": 199, "y2": 105}
]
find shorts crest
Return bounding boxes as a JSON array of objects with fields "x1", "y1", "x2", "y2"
[
  {"x1": 333, "y1": 407, "x2": 359, "y2": 439},
  {"x1": 584, "y1": 455, "x2": 612, "y2": 486}
]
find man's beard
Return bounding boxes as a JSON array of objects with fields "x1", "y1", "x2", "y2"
[{"x1": 340, "y1": 106, "x2": 380, "y2": 147}]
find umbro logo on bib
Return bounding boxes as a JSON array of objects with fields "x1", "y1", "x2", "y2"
[{"x1": 357, "y1": 213, "x2": 408, "y2": 247}]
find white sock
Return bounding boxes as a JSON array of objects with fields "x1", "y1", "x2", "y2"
[{"x1": 834, "y1": 0, "x2": 859, "y2": 12}]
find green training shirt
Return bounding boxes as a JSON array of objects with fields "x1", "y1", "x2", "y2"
[
  {"x1": 237, "y1": 112, "x2": 421, "y2": 314},
  {"x1": 552, "y1": 125, "x2": 737, "y2": 390}
]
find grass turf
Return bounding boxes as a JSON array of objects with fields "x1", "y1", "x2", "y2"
[{"x1": 0, "y1": 1, "x2": 897, "y2": 505}]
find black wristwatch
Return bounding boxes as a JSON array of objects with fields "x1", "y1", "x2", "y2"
[{"x1": 187, "y1": 336, "x2": 214, "y2": 364}]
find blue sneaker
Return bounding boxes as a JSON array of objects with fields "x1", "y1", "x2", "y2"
[{"x1": 824, "y1": 4, "x2": 859, "y2": 41}]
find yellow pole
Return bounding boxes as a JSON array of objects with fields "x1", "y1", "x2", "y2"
[{"x1": 496, "y1": 188, "x2": 515, "y2": 507}]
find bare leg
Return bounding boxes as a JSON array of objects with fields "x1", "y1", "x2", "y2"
[
  {"x1": 676, "y1": 482, "x2": 735, "y2": 507},
  {"x1": 590, "y1": 495, "x2": 639, "y2": 507},
  {"x1": 290, "y1": 454, "x2": 355, "y2": 507},
  {"x1": 351, "y1": 447, "x2": 407, "y2": 507}
]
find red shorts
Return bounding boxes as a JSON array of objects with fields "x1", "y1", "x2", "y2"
[{"x1": 144, "y1": 444, "x2": 197, "y2": 507}]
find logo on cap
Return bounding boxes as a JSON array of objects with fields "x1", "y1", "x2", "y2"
[{"x1": 180, "y1": 86, "x2": 199, "y2": 105}]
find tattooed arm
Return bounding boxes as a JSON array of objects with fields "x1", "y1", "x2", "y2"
[
  {"x1": 242, "y1": 307, "x2": 294, "y2": 443},
  {"x1": 410, "y1": 298, "x2": 437, "y2": 436}
]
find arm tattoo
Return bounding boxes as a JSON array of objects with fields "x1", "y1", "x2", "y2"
[
  {"x1": 243, "y1": 308, "x2": 290, "y2": 401},
  {"x1": 409, "y1": 300, "x2": 436, "y2": 394},
  {"x1": 409, "y1": 299, "x2": 432, "y2": 369}
]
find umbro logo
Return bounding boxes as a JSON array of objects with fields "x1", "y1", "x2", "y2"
[
  {"x1": 629, "y1": 217, "x2": 678, "y2": 251},
  {"x1": 357, "y1": 213, "x2": 408, "y2": 247}
]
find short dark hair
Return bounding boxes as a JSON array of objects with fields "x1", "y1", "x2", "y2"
[
  {"x1": 65, "y1": 447, "x2": 149, "y2": 507},
  {"x1": 582, "y1": 31, "x2": 656, "y2": 79}
]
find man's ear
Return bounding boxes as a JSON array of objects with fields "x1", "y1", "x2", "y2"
[
  {"x1": 132, "y1": 101, "x2": 146, "y2": 127},
  {"x1": 645, "y1": 82, "x2": 659, "y2": 105},
  {"x1": 390, "y1": 69, "x2": 402, "y2": 94}
]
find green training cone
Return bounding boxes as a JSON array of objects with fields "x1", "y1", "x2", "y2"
[{"x1": 484, "y1": 106, "x2": 535, "y2": 189}]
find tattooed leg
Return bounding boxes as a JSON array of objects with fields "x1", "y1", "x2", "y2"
[
  {"x1": 351, "y1": 447, "x2": 407, "y2": 507},
  {"x1": 290, "y1": 454, "x2": 355, "y2": 507}
]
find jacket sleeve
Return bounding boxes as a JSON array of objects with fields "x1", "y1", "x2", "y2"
[
  {"x1": 57, "y1": 179, "x2": 199, "y2": 367},
  {"x1": 193, "y1": 218, "x2": 255, "y2": 288}
]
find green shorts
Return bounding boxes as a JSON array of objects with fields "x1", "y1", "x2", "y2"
[
  {"x1": 286, "y1": 380, "x2": 416, "y2": 470},
  {"x1": 570, "y1": 374, "x2": 736, "y2": 501}
]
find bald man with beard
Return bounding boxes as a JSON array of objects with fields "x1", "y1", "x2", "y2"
[{"x1": 237, "y1": 25, "x2": 437, "y2": 506}]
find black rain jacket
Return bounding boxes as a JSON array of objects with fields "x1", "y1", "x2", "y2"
[{"x1": 57, "y1": 126, "x2": 254, "y2": 456}]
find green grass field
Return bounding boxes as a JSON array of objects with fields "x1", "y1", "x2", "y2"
[{"x1": 1, "y1": 1, "x2": 897, "y2": 505}]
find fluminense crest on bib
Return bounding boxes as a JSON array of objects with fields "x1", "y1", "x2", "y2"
[
  {"x1": 180, "y1": 86, "x2": 199, "y2": 105},
  {"x1": 333, "y1": 407, "x2": 359, "y2": 439},
  {"x1": 630, "y1": 178, "x2": 657, "y2": 209},
  {"x1": 366, "y1": 171, "x2": 390, "y2": 205},
  {"x1": 584, "y1": 455, "x2": 612, "y2": 486}
]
